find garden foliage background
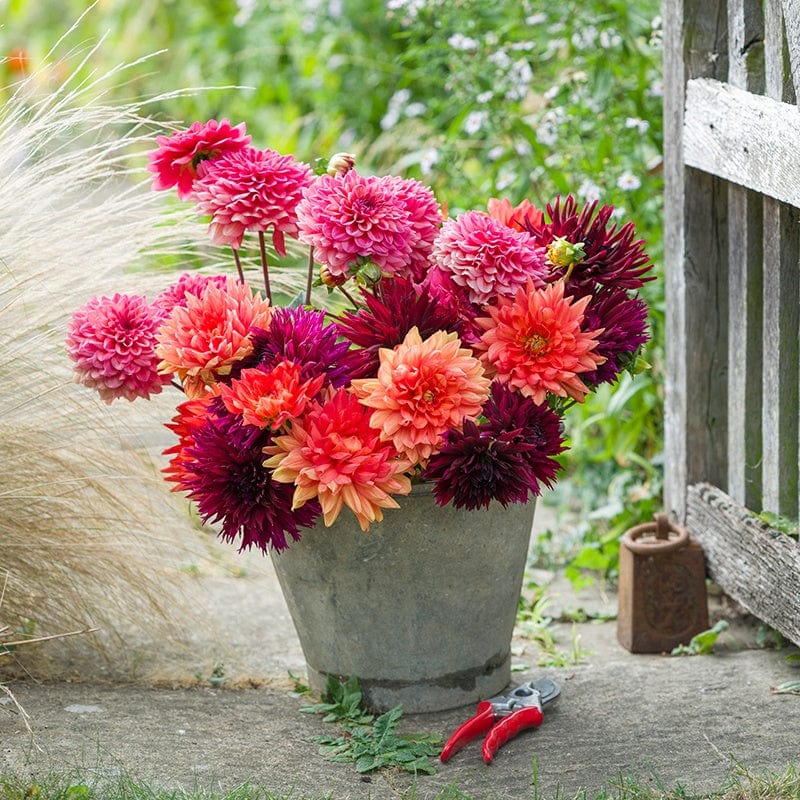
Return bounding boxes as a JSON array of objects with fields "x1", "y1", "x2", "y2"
[{"x1": 1, "y1": 0, "x2": 664, "y2": 584}]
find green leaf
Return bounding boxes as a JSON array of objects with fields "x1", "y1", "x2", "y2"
[
  {"x1": 771, "y1": 681, "x2": 800, "y2": 695},
  {"x1": 671, "y1": 621, "x2": 729, "y2": 656}
]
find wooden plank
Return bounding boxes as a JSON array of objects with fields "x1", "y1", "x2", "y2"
[
  {"x1": 662, "y1": 0, "x2": 688, "y2": 521},
  {"x1": 762, "y1": 0, "x2": 800, "y2": 517},
  {"x1": 726, "y1": 186, "x2": 763, "y2": 507},
  {"x1": 663, "y1": 0, "x2": 729, "y2": 523},
  {"x1": 687, "y1": 483, "x2": 800, "y2": 645},
  {"x1": 780, "y1": 0, "x2": 800, "y2": 99},
  {"x1": 683, "y1": 79, "x2": 800, "y2": 206},
  {"x1": 729, "y1": 0, "x2": 765, "y2": 91},
  {"x1": 761, "y1": 199, "x2": 799, "y2": 516},
  {"x1": 727, "y1": 1, "x2": 765, "y2": 508}
]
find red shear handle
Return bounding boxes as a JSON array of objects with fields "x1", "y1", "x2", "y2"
[
  {"x1": 440, "y1": 702, "x2": 495, "y2": 762},
  {"x1": 481, "y1": 705, "x2": 544, "y2": 764}
]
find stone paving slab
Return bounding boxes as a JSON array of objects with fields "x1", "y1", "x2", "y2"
[{"x1": 3, "y1": 645, "x2": 800, "y2": 798}]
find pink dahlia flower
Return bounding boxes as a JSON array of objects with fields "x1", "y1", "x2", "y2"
[
  {"x1": 66, "y1": 293, "x2": 170, "y2": 404},
  {"x1": 476, "y1": 279, "x2": 605, "y2": 405},
  {"x1": 155, "y1": 277, "x2": 272, "y2": 398},
  {"x1": 147, "y1": 118, "x2": 251, "y2": 200},
  {"x1": 296, "y1": 171, "x2": 414, "y2": 279},
  {"x1": 431, "y1": 210, "x2": 549, "y2": 305},
  {"x1": 380, "y1": 175, "x2": 442, "y2": 280},
  {"x1": 153, "y1": 272, "x2": 229, "y2": 316},
  {"x1": 193, "y1": 147, "x2": 314, "y2": 253},
  {"x1": 351, "y1": 327, "x2": 491, "y2": 465},
  {"x1": 265, "y1": 388, "x2": 412, "y2": 531},
  {"x1": 218, "y1": 362, "x2": 325, "y2": 430}
]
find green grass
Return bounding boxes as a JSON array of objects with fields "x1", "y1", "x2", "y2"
[{"x1": 2, "y1": 763, "x2": 800, "y2": 800}]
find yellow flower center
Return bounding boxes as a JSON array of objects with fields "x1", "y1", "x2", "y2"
[{"x1": 523, "y1": 333, "x2": 549, "y2": 357}]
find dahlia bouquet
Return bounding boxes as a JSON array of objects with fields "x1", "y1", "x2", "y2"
[{"x1": 66, "y1": 118, "x2": 653, "y2": 554}]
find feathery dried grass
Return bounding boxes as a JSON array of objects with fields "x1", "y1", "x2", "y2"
[{"x1": 0, "y1": 28, "x2": 237, "y2": 673}]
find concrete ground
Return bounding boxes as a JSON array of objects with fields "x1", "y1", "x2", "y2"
[{"x1": 2, "y1": 498, "x2": 800, "y2": 799}]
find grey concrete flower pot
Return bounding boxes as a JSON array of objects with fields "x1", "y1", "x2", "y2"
[{"x1": 270, "y1": 483, "x2": 535, "y2": 713}]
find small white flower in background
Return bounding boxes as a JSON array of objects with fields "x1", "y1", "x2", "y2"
[
  {"x1": 476, "y1": 90, "x2": 494, "y2": 104},
  {"x1": 544, "y1": 85, "x2": 560, "y2": 100},
  {"x1": 496, "y1": 169, "x2": 516, "y2": 192},
  {"x1": 616, "y1": 172, "x2": 641, "y2": 191},
  {"x1": 646, "y1": 154, "x2": 663, "y2": 172},
  {"x1": 525, "y1": 12, "x2": 547, "y2": 25},
  {"x1": 650, "y1": 15, "x2": 664, "y2": 47},
  {"x1": 489, "y1": 49, "x2": 512, "y2": 69},
  {"x1": 537, "y1": 122, "x2": 558, "y2": 147},
  {"x1": 544, "y1": 106, "x2": 566, "y2": 123},
  {"x1": 648, "y1": 80, "x2": 664, "y2": 98},
  {"x1": 610, "y1": 206, "x2": 627, "y2": 220},
  {"x1": 234, "y1": 0, "x2": 257, "y2": 26},
  {"x1": 536, "y1": 107, "x2": 564, "y2": 147},
  {"x1": 599, "y1": 28, "x2": 623, "y2": 49},
  {"x1": 405, "y1": 102, "x2": 427, "y2": 118},
  {"x1": 487, "y1": 145, "x2": 505, "y2": 161},
  {"x1": 544, "y1": 37, "x2": 568, "y2": 59},
  {"x1": 386, "y1": 0, "x2": 427, "y2": 18},
  {"x1": 578, "y1": 178, "x2": 602, "y2": 204},
  {"x1": 420, "y1": 147, "x2": 439, "y2": 175},
  {"x1": 511, "y1": 56, "x2": 534, "y2": 82},
  {"x1": 328, "y1": 0, "x2": 343, "y2": 17},
  {"x1": 571, "y1": 25, "x2": 598, "y2": 50},
  {"x1": 463, "y1": 110, "x2": 488, "y2": 135},
  {"x1": 381, "y1": 88, "x2": 412, "y2": 131},
  {"x1": 514, "y1": 140, "x2": 532, "y2": 157},
  {"x1": 448, "y1": 33, "x2": 479, "y2": 51},
  {"x1": 625, "y1": 117, "x2": 650, "y2": 135}
]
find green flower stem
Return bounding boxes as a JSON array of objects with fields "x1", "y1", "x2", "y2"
[
  {"x1": 338, "y1": 283, "x2": 359, "y2": 309},
  {"x1": 305, "y1": 245, "x2": 315, "y2": 306},
  {"x1": 231, "y1": 247, "x2": 245, "y2": 284},
  {"x1": 257, "y1": 231, "x2": 272, "y2": 303}
]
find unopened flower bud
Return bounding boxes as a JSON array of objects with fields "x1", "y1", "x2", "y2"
[
  {"x1": 327, "y1": 152, "x2": 357, "y2": 176},
  {"x1": 319, "y1": 265, "x2": 347, "y2": 288},
  {"x1": 354, "y1": 261, "x2": 384, "y2": 287},
  {"x1": 547, "y1": 236, "x2": 586, "y2": 269}
]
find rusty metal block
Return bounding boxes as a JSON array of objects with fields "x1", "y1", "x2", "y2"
[{"x1": 617, "y1": 514, "x2": 709, "y2": 654}]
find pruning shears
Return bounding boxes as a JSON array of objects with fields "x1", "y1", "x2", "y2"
[{"x1": 440, "y1": 677, "x2": 560, "y2": 765}]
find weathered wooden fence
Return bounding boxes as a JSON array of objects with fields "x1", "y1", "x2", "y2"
[{"x1": 663, "y1": 0, "x2": 800, "y2": 642}]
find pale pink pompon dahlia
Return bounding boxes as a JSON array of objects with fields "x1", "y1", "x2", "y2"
[
  {"x1": 155, "y1": 277, "x2": 272, "y2": 398},
  {"x1": 193, "y1": 147, "x2": 314, "y2": 253},
  {"x1": 147, "y1": 118, "x2": 251, "y2": 201},
  {"x1": 265, "y1": 388, "x2": 412, "y2": 531},
  {"x1": 431, "y1": 210, "x2": 549, "y2": 305},
  {"x1": 476, "y1": 279, "x2": 605, "y2": 405},
  {"x1": 66, "y1": 293, "x2": 170, "y2": 404},
  {"x1": 296, "y1": 171, "x2": 440, "y2": 280},
  {"x1": 351, "y1": 327, "x2": 491, "y2": 465}
]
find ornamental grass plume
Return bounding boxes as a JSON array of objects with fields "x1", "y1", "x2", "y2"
[{"x1": 0, "y1": 32, "x2": 224, "y2": 674}]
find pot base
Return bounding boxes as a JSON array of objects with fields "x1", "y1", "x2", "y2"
[{"x1": 307, "y1": 652, "x2": 512, "y2": 714}]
